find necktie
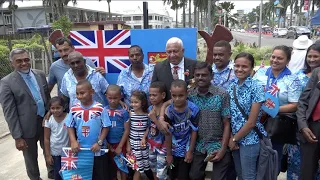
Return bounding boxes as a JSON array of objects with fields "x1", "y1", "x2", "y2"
[
  {"x1": 172, "y1": 66, "x2": 179, "y2": 80},
  {"x1": 25, "y1": 74, "x2": 45, "y2": 117},
  {"x1": 312, "y1": 98, "x2": 320, "y2": 121}
]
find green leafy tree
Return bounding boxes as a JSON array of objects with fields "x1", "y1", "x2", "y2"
[
  {"x1": 52, "y1": 15, "x2": 72, "y2": 37},
  {"x1": 219, "y1": 1, "x2": 235, "y2": 27}
]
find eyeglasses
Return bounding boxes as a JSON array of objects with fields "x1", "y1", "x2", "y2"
[{"x1": 15, "y1": 58, "x2": 30, "y2": 64}]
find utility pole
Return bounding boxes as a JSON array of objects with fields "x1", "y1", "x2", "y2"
[
  {"x1": 143, "y1": 2, "x2": 149, "y2": 29},
  {"x1": 224, "y1": 10, "x2": 227, "y2": 27},
  {"x1": 258, "y1": 0, "x2": 263, "y2": 47}
]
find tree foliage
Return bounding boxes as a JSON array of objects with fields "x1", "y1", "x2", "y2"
[{"x1": 52, "y1": 15, "x2": 72, "y2": 37}]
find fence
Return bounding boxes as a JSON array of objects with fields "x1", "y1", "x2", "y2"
[{"x1": 0, "y1": 51, "x2": 52, "y2": 80}]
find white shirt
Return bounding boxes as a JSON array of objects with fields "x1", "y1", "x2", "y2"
[
  {"x1": 170, "y1": 57, "x2": 185, "y2": 81},
  {"x1": 44, "y1": 114, "x2": 70, "y2": 156},
  {"x1": 288, "y1": 49, "x2": 307, "y2": 74}
]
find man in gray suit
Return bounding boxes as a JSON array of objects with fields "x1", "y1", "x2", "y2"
[
  {"x1": 151, "y1": 37, "x2": 196, "y2": 100},
  {"x1": 0, "y1": 48, "x2": 51, "y2": 180},
  {"x1": 297, "y1": 67, "x2": 320, "y2": 180}
]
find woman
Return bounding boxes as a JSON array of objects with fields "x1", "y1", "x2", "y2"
[
  {"x1": 227, "y1": 52, "x2": 267, "y2": 180},
  {"x1": 253, "y1": 45, "x2": 302, "y2": 174},
  {"x1": 287, "y1": 43, "x2": 320, "y2": 180}
]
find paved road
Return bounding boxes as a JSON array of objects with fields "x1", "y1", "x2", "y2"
[{"x1": 231, "y1": 31, "x2": 316, "y2": 47}]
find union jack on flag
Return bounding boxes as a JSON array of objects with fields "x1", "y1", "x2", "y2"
[
  {"x1": 268, "y1": 84, "x2": 280, "y2": 96},
  {"x1": 108, "y1": 109, "x2": 122, "y2": 117},
  {"x1": 70, "y1": 30, "x2": 131, "y2": 73},
  {"x1": 71, "y1": 103, "x2": 104, "y2": 122},
  {"x1": 61, "y1": 148, "x2": 78, "y2": 171}
]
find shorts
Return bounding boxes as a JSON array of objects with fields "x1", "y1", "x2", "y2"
[
  {"x1": 108, "y1": 143, "x2": 127, "y2": 178},
  {"x1": 149, "y1": 149, "x2": 168, "y2": 180}
]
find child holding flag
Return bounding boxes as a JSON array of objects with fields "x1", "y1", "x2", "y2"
[
  {"x1": 66, "y1": 80, "x2": 111, "y2": 180},
  {"x1": 105, "y1": 85, "x2": 130, "y2": 180},
  {"x1": 44, "y1": 97, "x2": 69, "y2": 180},
  {"x1": 141, "y1": 81, "x2": 167, "y2": 180}
]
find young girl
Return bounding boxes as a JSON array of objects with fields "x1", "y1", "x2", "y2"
[
  {"x1": 127, "y1": 90, "x2": 150, "y2": 180},
  {"x1": 44, "y1": 96, "x2": 69, "y2": 180}
]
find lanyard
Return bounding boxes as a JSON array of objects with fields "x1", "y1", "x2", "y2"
[{"x1": 266, "y1": 69, "x2": 285, "y2": 91}]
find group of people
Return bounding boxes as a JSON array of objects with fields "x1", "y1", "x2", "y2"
[{"x1": 1, "y1": 34, "x2": 320, "y2": 180}]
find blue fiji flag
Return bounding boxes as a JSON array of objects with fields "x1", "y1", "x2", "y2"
[
  {"x1": 60, "y1": 148, "x2": 94, "y2": 180},
  {"x1": 114, "y1": 153, "x2": 129, "y2": 174}
]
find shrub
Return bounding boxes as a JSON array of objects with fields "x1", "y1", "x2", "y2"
[{"x1": 0, "y1": 45, "x2": 12, "y2": 79}]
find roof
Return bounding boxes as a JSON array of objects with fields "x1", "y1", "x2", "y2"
[
  {"x1": 118, "y1": 7, "x2": 171, "y2": 17},
  {"x1": 0, "y1": 5, "x2": 122, "y2": 16},
  {"x1": 72, "y1": 20, "x2": 126, "y2": 26}
]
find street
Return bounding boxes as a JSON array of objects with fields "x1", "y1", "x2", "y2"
[{"x1": 231, "y1": 31, "x2": 316, "y2": 47}]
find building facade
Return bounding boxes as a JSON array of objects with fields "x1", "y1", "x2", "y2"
[
  {"x1": 0, "y1": 6, "x2": 122, "y2": 35},
  {"x1": 120, "y1": 8, "x2": 173, "y2": 29}
]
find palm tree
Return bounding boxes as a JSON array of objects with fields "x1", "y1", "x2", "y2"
[
  {"x1": 98, "y1": 0, "x2": 112, "y2": 20},
  {"x1": 188, "y1": 0, "x2": 191, "y2": 27},
  {"x1": 219, "y1": 1, "x2": 235, "y2": 27},
  {"x1": 163, "y1": 0, "x2": 181, "y2": 27},
  {"x1": 43, "y1": 0, "x2": 77, "y2": 20}
]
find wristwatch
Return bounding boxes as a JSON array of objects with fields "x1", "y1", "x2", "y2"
[{"x1": 97, "y1": 139, "x2": 103, "y2": 146}]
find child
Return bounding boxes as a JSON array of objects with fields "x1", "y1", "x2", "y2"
[
  {"x1": 105, "y1": 85, "x2": 130, "y2": 180},
  {"x1": 128, "y1": 90, "x2": 150, "y2": 180},
  {"x1": 65, "y1": 80, "x2": 111, "y2": 180},
  {"x1": 44, "y1": 96, "x2": 69, "y2": 180},
  {"x1": 141, "y1": 81, "x2": 167, "y2": 180},
  {"x1": 164, "y1": 80, "x2": 199, "y2": 180}
]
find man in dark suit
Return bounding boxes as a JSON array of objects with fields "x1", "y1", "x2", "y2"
[
  {"x1": 151, "y1": 37, "x2": 196, "y2": 100},
  {"x1": 0, "y1": 48, "x2": 51, "y2": 180},
  {"x1": 297, "y1": 67, "x2": 320, "y2": 180}
]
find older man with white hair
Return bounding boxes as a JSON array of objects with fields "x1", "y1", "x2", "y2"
[{"x1": 151, "y1": 37, "x2": 196, "y2": 100}]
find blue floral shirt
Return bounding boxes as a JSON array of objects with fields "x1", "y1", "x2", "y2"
[
  {"x1": 227, "y1": 77, "x2": 267, "y2": 146},
  {"x1": 253, "y1": 67, "x2": 302, "y2": 106},
  {"x1": 117, "y1": 63, "x2": 153, "y2": 105},
  {"x1": 212, "y1": 61, "x2": 236, "y2": 90},
  {"x1": 295, "y1": 70, "x2": 309, "y2": 90},
  {"x1": 60, "y1": 65, "x2": 109, "y2": 109}
]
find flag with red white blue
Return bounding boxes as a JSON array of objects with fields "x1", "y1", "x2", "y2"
[
  {"x1": 60, "y1": 148, "x2": 94, "y2": 180},
  {"x1": 70, "y1": 30, "x2": 131, "y2": 74}
]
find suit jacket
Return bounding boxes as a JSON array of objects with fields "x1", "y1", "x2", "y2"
[
  {"x1": 0, "y1": 69, "x2": 50, "y2": 139},
  {"x1": 151, "y1": 57, "x2": 196, "y2": 100},
  {"x1": 297, "y1": 67, "x2": 320, "y2": 131}
]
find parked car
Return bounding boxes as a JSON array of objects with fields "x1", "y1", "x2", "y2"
[
  {"x1": 286, "y1": 26, "x2": 311, "y2": 39},
  {"x1": 272, "y1": 28, "x2": 288, "y2": 37},
  {"x1": 240, "y1": 29, "x2": 246, "y2": 33}
]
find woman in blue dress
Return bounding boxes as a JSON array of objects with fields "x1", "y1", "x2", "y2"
[
  {"x1": 227, "y1": 52, "x2": 267, "y2": 180},
  {"x1": 253, "y1": 45, "x2": 302, "y2": 175},
  {"x1": 287, "y1": 43, "x2": 320, "y2": 180}
]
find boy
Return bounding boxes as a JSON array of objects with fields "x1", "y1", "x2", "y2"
[
  {"x1": 141, "y1": 81, "x2": 167, "y2": 180},
  {"x1": 105, "y1": 85, "x2": 130, "y2": 180},
  {"x1": 165, "y1": 80, "x2": 200, "y2": 180},
  {"x1": 66, "y1": 80, "x2": 111, "y2": 180}
]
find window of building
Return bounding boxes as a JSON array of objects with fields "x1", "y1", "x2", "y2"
[
  {"x1": 123, "y1": 16, "x2": 131, "y2": 21},
  {"x1": 160, "y1": 17, "x2": 163, "y2": 21},
  {"x1": 148, "y1": 25, "x2": 153, "y2": 29},
  {"x1": 148, "y1": 16, "x2": 153, "y2": 20},
  {"x1": 133, "y1": 16, "x2": 142, "y2": 20},
  {"x1": 133, "y1": 25, "x2": 142, "y2": 29}
]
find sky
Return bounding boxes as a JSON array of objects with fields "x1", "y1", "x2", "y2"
[{"x1": 2, "y1": 0, "x2": 269, "y2": 21}]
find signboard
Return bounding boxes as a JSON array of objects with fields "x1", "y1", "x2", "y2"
[{"x1": 70, "y1": 28, "x2": 197, "y2": 84}]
